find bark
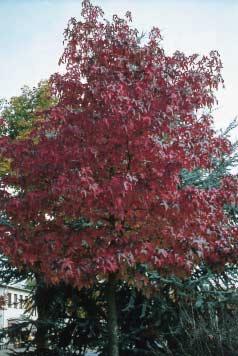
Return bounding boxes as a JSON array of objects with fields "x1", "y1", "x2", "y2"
[
  {"x1": 107, "y1": 273, "x2": 119, "y2": 356},
  {"x1": 34, "y1": 275, "x2": 49, "y2": 354}
]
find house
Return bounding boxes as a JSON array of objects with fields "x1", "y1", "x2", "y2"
[{"x1": 0, "y1": 283, "x2": 33, "y2": 329}]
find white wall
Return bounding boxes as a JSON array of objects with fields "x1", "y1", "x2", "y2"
[{"x1": 0, "y1": 285, "x2": 32, "y2": 328}]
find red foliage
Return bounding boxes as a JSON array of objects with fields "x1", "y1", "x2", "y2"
[{"x1": 0, "y1": 0, "x2": 237, "y2": 287}]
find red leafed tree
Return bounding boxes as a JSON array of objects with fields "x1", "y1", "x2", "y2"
[{"x1": 0, "y1": 1, "x2": 238, "y2": 354}]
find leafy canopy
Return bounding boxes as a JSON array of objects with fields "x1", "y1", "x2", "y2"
[
  {"x1": 0, "y1": 0, "x2": 237, "y2": 289},
  {"x1": 0, "y1": 80, "x2": 55, "y2": 140}
]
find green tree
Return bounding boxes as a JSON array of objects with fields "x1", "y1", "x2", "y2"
[{"x1": 0, "y1": 80, "x2": 55, "y2": 140}]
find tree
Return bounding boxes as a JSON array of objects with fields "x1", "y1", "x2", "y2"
[
  {"x1": 104, "y1": 122, "x2": 238, "y2": 355},
  {"x1": 0, "y1": 81, "x2": 56, "y2": 354},
  {"x1": 0, "y1": 80, "x2": 55, "y2": 140},
  {"x1": 0, "y1": 1, "x2": 238, "y2": 354},
  {"x1": 0, "y1": 82, "x2": 104, "y2": 356},
  {"x1": 0, "y1": 81, "x2": 102, "y2": 356}
]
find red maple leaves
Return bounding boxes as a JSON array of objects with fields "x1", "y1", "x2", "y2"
[{"x1": 0, "y1": 0, "x2": 237, "y2": 287}]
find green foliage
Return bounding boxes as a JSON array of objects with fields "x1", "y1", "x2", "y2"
[
  {"x1": 3, "y1": 283, "x2": 104, "y2": 356},
  {"x1": 1, "y1": 269, "x2": 238, "y2": 356},
  {"x1": 181, "y1": 119, "x2": 238, "y2": 190},
  {"x1": 108, "y1": 267, "x2": 238, "y2": 356},
  {"x1": 0, "y1": 81, "x2": 56, "y2": 139}
]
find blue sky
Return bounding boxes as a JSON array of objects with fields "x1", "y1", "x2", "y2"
[{"x1": 0, "y1": 0, "x2": 238, "y2": 134}]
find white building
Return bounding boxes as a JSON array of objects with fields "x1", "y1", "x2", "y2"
[{"x1": 0, "y1": 283, "x2": 32, "y2": 329}]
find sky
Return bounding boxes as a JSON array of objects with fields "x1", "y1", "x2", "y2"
[{"x1": 0, "y1": 0, "x2": 238, "y2": 135}]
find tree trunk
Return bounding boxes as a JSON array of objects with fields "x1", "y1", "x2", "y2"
[
  {"x1": 107, "y1": 273, "x2": 119, "y2": 356},
  {"x1": 34, "y1": 275, "x2": 49, "y2": 354}
]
